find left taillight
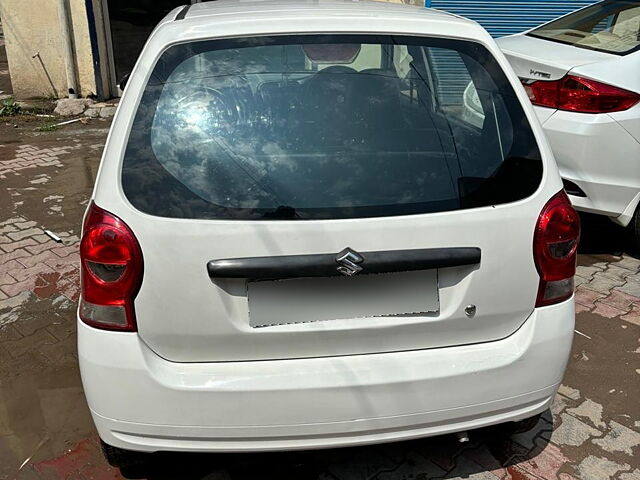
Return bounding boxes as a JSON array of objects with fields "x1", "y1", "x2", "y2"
[
  {"x1": 523, "y1": 75, "x2": 640, "y2": 114},
  {"x1": 79, "y1": 202, "x2": 143, "y2": 331}
]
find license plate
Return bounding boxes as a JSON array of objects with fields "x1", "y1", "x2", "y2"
[{"x1": 248, "y1": 270, "x2": 439, "y2": 328}]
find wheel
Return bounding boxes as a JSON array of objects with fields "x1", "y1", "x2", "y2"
[
  {"x1": 627, "y1": 206, "x2": 640, "y2": 251},
  {"x1": 100, "y1": 440, "x2": 149, "y2": 469},
  {"x1": 493, "y1": 413, "x2": 542, "y2": 437}
]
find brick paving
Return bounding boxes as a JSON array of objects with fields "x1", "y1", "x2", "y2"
[
  {"x1": 0, "y1": 217, "x2": 79, "y2": 318},
  {"x1": 0, "y1": 121, "x2": 638, "y2": 480},
  {"x1": 0, "y1": 145, "x2": 66, "y2": 179}
]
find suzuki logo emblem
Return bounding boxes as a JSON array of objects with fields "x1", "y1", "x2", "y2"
[{"x1": 335, "y1": 248, "x2": 364, "y2": 276}]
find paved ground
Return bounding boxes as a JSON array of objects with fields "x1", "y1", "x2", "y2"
[{"x1": 1, "y1": 110, "x2": 639, "y2": 479}]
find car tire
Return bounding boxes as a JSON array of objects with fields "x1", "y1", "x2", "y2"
[
  {"x1": 100, "y1": 440, "x2": 149, "y2": 469},
  {"x1": 628, "y1": 206, "x2": 640, "y2": 251}
]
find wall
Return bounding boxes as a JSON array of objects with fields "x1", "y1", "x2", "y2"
[
  {"x1": 0, "y1": 0, "x2": 102, "y2": 99},
  {"x1": 380, "y1": 0, "x2": 425, "y2": 4}
]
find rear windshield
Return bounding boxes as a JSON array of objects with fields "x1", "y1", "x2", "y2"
[
  {"x1": 528, "y1": 1, "x2": 640, "y2": 55},
  {"x1": 121, "y1": 35, "x2": 542, "y2": 220}
]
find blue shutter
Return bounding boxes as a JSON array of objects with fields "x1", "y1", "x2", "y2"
[
  {"x1": 427, "y1": 0, "x2": 598, "y2": 37},
  {"x1": 427, "y1": 49, "x2": 472, "y2": 105}
]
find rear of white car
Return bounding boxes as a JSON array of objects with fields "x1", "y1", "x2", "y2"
[
  {"x1": 496, "y1": 1, "x2": 640, "y2": 228},
  {"x1": 78, "y1": 0, "x2": 578, "y2": 462}
]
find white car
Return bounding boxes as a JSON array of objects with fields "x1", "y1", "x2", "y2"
[
  {"x1": 495, "y1": 1, "x2": 640, "y2": 241},
  {"x1": 78, "y1": 0, "x2": 579, "y2": 469}
]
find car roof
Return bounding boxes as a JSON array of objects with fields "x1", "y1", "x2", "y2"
[
  {"x1": 172, "y1": 0, "x2": 477, "y2": 31},
  {"x1": 186, "y1": 0, "x2": 455, "y2": 20},
  {"x1": 148, "y1": 0, "x2": 493, "y2": 58}
]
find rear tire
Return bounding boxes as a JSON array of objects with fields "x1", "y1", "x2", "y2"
[
  {"x1": 100, "y1": 440, "x2": 149, "y2": 469},
  {"x1": 627, "y1": 206, "x2": 640, "y2": 251}
]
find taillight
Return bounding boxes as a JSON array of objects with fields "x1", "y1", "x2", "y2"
[
  {"x1": 533, "y1": 191, "x2": 580, "y2": 307},
  {"x1": 79, "y1": 202, "x2": 143, "y2": 331},
  {"x1": 523, "y1": 75, "x2": 640, "y2": 113}
]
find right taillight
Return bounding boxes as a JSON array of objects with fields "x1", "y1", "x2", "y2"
[
  {"x1": 523, "y1": 75, "x2": 640, "y2": 113},
  {"x1": 79, "y1": 202, "x2": 143, "y2": 331},
  {"x1": 533, "y1": 191, "x2": 580, "y2": 307}
]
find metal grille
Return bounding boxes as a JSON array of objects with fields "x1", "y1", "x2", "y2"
[{"x1": 427, "y1": 0, "x2": 598, "y2": 37}]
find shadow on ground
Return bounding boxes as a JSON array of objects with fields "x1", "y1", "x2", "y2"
[{"x1": 115, "y1": 412, "x2": 554, "y2": 480}]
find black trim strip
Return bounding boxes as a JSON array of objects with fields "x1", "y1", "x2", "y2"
[
  {"x1": 208, "y1": 247, "x2": 481, "y2": 280},
  {"x1": 562, "y1": 179, "x2": 587, "y2": 198},
  {"x1": 175, "y1": 5, "x2": 191, "y2": 21}
]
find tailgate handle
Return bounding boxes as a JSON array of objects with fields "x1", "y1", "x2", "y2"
[{"x1": 207, "y1": 247, "x2": 481, "y2": 280}]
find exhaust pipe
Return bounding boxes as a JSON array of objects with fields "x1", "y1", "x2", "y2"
[{"x1": 456, "y1": 431, "x2": 470, "y2": 443}]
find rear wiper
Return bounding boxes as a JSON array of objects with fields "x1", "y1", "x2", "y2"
[{"x1": 261, "y1": 205, "x2": 302, "y2": 219}]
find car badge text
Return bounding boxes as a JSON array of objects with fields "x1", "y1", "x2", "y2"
[
  {"x1": 530, "y1": 69, "x2": 551, "y2": 79},
  {"x1": 336, "y1": 248, "x2": 364, "y2": 276}
]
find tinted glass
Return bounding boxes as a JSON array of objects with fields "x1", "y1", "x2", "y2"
[
  {"x1": 122, "y1": 35, "x2": 542, "y2": 220},
  {"x1": 529, "y1": 1, "x2": 640, "y2": 55}
]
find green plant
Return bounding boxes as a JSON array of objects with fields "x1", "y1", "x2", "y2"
[
  {"x1": 0, "y1": 98, "x2": 21, "y2": 116},
  {"x1": 36, "y1": 121, "x2": 58, "y2": 132}
]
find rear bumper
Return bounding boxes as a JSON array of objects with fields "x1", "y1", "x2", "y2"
[
  {"x1": 537, "y1": 107, "x2": 640, "y2": 226},
  {"x1": 78, "y1": 298, "x2": 574, "y2": 453}
]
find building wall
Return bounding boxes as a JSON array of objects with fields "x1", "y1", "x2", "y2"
[{"x1": 0, "y1": 0, "x2": 103, "y2": 99}]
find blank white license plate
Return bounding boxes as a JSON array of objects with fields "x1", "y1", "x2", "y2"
[{"x1": 247, "y1": 270, "x2": 439, "y2": 328}]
